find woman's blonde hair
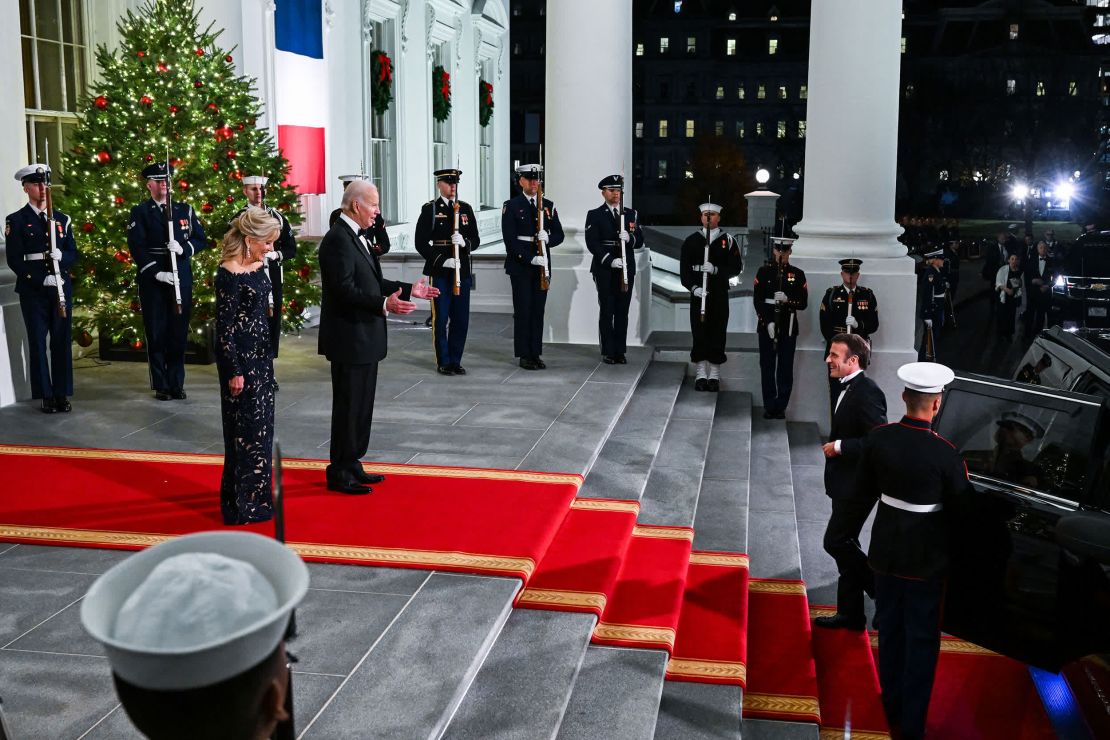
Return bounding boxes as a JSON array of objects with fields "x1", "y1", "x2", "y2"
[{"x1": 222, "y1": 207, "x2": 281, "y2": 262}]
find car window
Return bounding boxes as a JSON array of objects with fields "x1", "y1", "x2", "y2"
[
  {"x1": 937, "y1": 383, "x2": 1102, "y2": 503},
  {"x1": 1015, "y1": 347, "x2": 1074, "y2": 389},
  {"x1": 1073, "y1": 371, "x2": 1110, "y2": 400}
]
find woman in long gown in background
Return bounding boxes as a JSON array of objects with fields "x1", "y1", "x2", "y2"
[{"x1": 215, "y1": 207, "x2": 280, "y2": 524}]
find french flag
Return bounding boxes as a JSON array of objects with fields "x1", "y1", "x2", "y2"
[{"x1": 274, "y1": 0, "x2": 326, "y2": 195}]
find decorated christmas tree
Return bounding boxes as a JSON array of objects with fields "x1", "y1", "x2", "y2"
[{"x1": 62, "y1": 0, "x2": 319, "y2": 350}]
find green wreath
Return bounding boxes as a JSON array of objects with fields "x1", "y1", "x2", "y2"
[
  {"x1": 432, "y1": 64, "x2": 452, "y2": 122},
  {"x1": 370, "y1": 49, "x2": 394, "y2": 116},
  {"x1": 479, "y1": 79, "x2": 494, "y2": 127}
]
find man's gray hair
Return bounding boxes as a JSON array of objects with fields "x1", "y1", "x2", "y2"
[{"x1": 341, "y1": 180, "x2": 377, "y2": 213}]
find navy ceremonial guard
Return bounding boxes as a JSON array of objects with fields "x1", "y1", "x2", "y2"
[
  {"x1": 5, "y1": 164, "x2": 78, "y2": 413},
  {"x1": 415, "y1": 168, "x2": 481, "y2": 375},
  {"x1": 238, "y1": 175, "x2": 297, "y2": 365},
  {"x1": 585, "y1": 174, "x2": 645, "y2": 364},
  {"x1": 679, "y1": 201, "x2": 742, "y2": 390},
  {"x1": 754, "y1": 238, "x2": 808, "y2": 418},
  {"x1": 918, "y1": 247, "x2": 946, "y2": 361},
  {"x1": 330, "y1": 174, "x2": 390, "y2": 256},
  {"x1": 501, "y1": 163, "x2": 564, "y2": 370},
  {"x1": 127, "y1": 162, "x2": 208, "y2": 400},
  {"x1": 819, "y1": 259, "x2": 878, "y2": 348}
]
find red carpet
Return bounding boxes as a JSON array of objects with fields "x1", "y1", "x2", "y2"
[
  {"x1": 810, "y1": 606, "x2": 889, "y2": 739},
  {"x1": 666, "y1": 552, "x2": 750, "y2": 686},
  {"x1": 0, "y1": 444, "x2": 580, "y2": 580},
  {"x1": 742, "y1": 579, "x2": 822, "y2": 724}
]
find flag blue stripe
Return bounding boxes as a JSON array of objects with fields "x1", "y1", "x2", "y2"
[{"x1": 275, "y1": 0, "x2": 323, "y2": 59}]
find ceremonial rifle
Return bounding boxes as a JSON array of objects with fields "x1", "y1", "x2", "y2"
[
  {"x1": 452, "y1": 156, "x2": 462, "y2": 296},
  {"x1": 536, "y1": 146, "x2": 550, "y2": 291},
  {"x1": 259, "y1": 181, "x2": 276, "y2": 317},
  {"x1": 40, "y1": 144, "x2": 66, "y2": 318},
  {"x1": 619, "y1": 164, "x2": 629, "y2": 293},
  {"x1": 924, "y1": 319, "x2": 936, "y2": 362},
  {"x1": 700, "y1": 222, "x2": 709, "y2": 323},
  {"x1": 845, "y1": 288, "x2": 854, "y2": 335},
  {"x1": 165, "y1": 149, "x2": 183, "y2": 315},
  {"x1": 773, "y1": 259, "x2": 791, "y2": 351},
  {"x1": 270, "y1": 439, "x2": 297, "y2": 740}
]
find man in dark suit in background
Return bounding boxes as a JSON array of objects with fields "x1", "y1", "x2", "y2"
[
  {"x1": 318, "y1": 180, "x2": 438, "y2": 495},
  {"x1": 815, "y1": 333, "x2": 888, "y2": 631},
  {"x1": 1023, "y1": 240, "x2": 1055, "y2": 339}
]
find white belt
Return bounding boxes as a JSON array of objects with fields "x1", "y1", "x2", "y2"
[
  {"x1": 517, "y1": 236, "x2": 537, "y2": 242},
  {"x1": 881, "y1": 494, "x2": 942, "y2": 513},
  {"x1": 24, "y1": 252, "x2": 45, "y2": 261}
]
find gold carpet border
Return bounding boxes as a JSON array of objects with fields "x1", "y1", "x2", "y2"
[
  {"x1": 632, "y1": 525, "x2": 694, "y2": 541},
  {"x1": 689, "y1": 552, "x2": 749, "y2": 568},
  {"x1": 809, "y1": 606, "x2": 837, "y2": 618},
  {"x1": 0, "y1": 444, "x2": 582, "y2": 487},
  {"x1": 0, "y1": 525, "x2": 536, "y2": 577},
  {"x1": 820, "y1": 729, "x2": 890, "y2": 740},
  {"x1": 749, "y1": 579, "x2": 807, "y2": 595},
  {"x1": 594, "y1": 621, "x2": 676, "y2": 649},
  {"x1": 517, "y1": 587, "x2": 606, "y2": 611},
  {"x1": 666, "y1": 657, "x2": 747, "y2": 683},
  {"x1": 743, "y1": 692, "x2": 821, "y2": 720},
  {"x1": 569, "y1": 499, "x2": 640, "y2": 514},
  {"x1": 867, "y1": 633, "x2": 997, "y2": 656}
]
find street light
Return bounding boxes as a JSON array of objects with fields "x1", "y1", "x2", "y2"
[
  {"x1": 1011, "y1": 183, "x2": 1029, "y2": 200},
  {"x1": 1057, "y1": 182, "x2": 1075, "y2": 200},
  {"x1": 756, "y1": 168, "x2": 770, "y2": 184}
]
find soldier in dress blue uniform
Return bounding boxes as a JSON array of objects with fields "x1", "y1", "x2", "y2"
[
  {"x1": 501, "y1": 164, "x2": 564, "y2": 370},
  {"x1": 127, "y1": 162, "x2": 208, "y2": 400},
  {"x1": 754, "y1": 238, "x2": 808, "y2": 418},
  {"x1": 820, "y1": 258, "x2": 879, "y2": 414},
  {"x1": 917, "y1": 248, "x2": 946, "y2": 361},
  {"x1": 4, "y1": 164, "x2": 78, "y2": 413},
  {"x1": 415, "y1": 168, "x2": 481, "y2": 375},
  {"x1": 585, "y1": 174, "x2": 645, "y2": 364}
]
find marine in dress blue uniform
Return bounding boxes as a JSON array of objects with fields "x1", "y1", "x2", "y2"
[
  {"x1": 917, "y1": 248, "x2": 946, "y2": 361},
  {"x1": 585, "y1": 174, "x2": 645, "y2": 364},
  {"x1": 501, "y1": 164, "x2": 564, "y2": 369},
  {"x1": 753, "y1": 238, "x2": 808, "y2": 418},
  {"x1": 415, "y1": 168, "x2": 481, "y2": 375},
  {"x1": 238, "y1": 175, "x2": 297, "y2": 361},
  {"x1": 127, "y1": 162, "x2": 208, "y2": 400},
  {"x1": 4, "y1": 164, "x2": 77, "y2": 412}
]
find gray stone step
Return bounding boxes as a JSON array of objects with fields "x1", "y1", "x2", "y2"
[
  {"x1": 556, "y1": 646, "x2": 668, "y2": 740},
  {"x1": 746, "y1": 415, "x2": 802, "y2": 581},
  {"x1": 694, "y1": 391, "x2": 753, "y2": 553},
  {"x1": 654, "y1": 681, "x2": 743, "y2": 739},
  {"x1": 441, "y1": 609, "x2": 596, "y2": 740},
  {"x1": 299, "y1": 572, "x2": 518, "y2": 739},
  {"x1": 742, "y1": 719, "x2": 820, "y2": 739}
]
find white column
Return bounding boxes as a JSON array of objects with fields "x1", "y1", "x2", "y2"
[
  {"x1": 787, "y1": 0, "x2": 917, "y2": 432},
  {"x1": 544, "y1": 0, "x2": 648, "y2": 346}
]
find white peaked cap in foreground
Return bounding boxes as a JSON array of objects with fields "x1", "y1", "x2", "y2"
[{"x1": 897, "y1": 362, "x2": 955, "y2": 394}]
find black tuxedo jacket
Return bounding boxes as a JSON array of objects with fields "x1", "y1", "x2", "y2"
[
  {"x1": 317, "y1": 218, "x2": 410, "y2": 365},
  {"x1": 825, "y1": 373, "x2": 888, "y2": 500}
]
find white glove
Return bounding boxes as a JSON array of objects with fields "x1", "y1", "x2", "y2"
[
  {"x1": 618, "y1": 229, "x2": 630, "y2": 244},
  {"x1": 611, "y1": 258, "x2": 625, "y2": 269},
  {"x1": 774, "y1": 290, "x2": 788, "y2": 303},
  {"x1": 924, "y1": 319, "x2": 933, "y2": 328},
  {"x1": 702, "y1": 262, "x2": 718, "y2": 275},
  {"x1": 264, "y1": 250, "x2": 282, "y2": 263},
  {"x1": 693, "y1": 287, "x2": 708, "y2": 299},
  {"x1": 155, "y1": 271, "x2": 176, "y2": 285},
  {"x1": 845, "y1": 315, "x2": 859, "y2": 329},
  {"x1": 43, "y1": 275, "x2": 58, "y2": 287},
  {"x1": 167, "y1": 239, "x2": 184, "y2": 255},
  {"x1": 442, "y1": 257, "x2": 459, "y2": 269},
  {"x1": 48, "y1": 247, "x2": 63, "y2": 262},
  {"x1": 767, "y1": 322, "x2": 777, "y2": 340},
  {"x1": 451, "y1": 232, "x2": 466, "y2": 247},
  {"x1": 531, "y1": 255, "x2": 548, "y2": 268},
  {"x1": 536, "y1": 230, "x2": 550, "y2": 244}
]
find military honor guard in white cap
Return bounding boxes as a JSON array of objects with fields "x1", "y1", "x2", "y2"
[
  {"x1": 855, "y1": 361, "x2": 968, "y2": 740},
  {"x1": 5, "y1": 164, "x2": 77, "y2": 412},
  {"x1": 501, "y1": 164, "x2": 564, "y2": 370},
  {"x1": 679, "y1": 201, "x2": 742, "y2": 390},
  {"x1": 753, "y1": 237, "x2": 808, "y2": 417},
  {"x1": 127, "y1": 161, "x2": 208, "y2": 400},
  {"x1": 416, "y1": 168, "x2": 481, "y2": 375},
  {"x1": 81, "y1": 531, "x2": 308, "y2": 740},
  {"x1": 238, "y1": 175, "x2": 297, "y2": 365},
  {"x1": 329, "y1": 174, "x2": 391, "y2": 256},
  {"x1": 585, "y1": 174, "x2": 645, "y2": 364},
  {"x1": 918, "y1": 247, "x2": 947, "y2": 361},
  {"x1": 820, "y1": 257, "x2": 879, "y2": 413}
]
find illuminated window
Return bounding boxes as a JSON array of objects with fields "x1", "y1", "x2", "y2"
[
  {"x1": 686, "y1": 119, "x2": 695, "y2": 137},
  {"x1": 768, "y1": 38, "x2": 778, "y2": 55},
  {"x1": 738, "y1": 85, "x2": 746, "y2": 100},
  {"x1": 1035, "y1": 81, "x2": 1046, "y2": 96},
  {"x1": 658, "y1": 160, "x2": 668, "y2": 179},
  {"x1": 716, "y1": 86, "x2": 725, "y2": 100},
  {"x1": 778, "y1": 85, "x2": 788, "y2": 100},
  {"x1": 755, "y1": 122, "x2": 764, "y2": 136},
  {"x1": 659, "y1": 120, "x2": 669, "y2": 137},
  {"x1": 900, "y1": 37, "x2": 906, "y2": 53},
  {"x1": 727, "y1": 38, "x2": 737, "y2": 56},
  {"x1": 777, "y1": 121, "x2": 786, "y2": 139},
  {"x1": 757, "y1": 84, "x2": 766, "y2": 99},
  {"x1": 1007, "y1": 78, "x2": 1016, "y2": 95},
  {"x1": 635, "y1": 121, "x2": 643, "y2": 138},
  {"x1": 728, "y1": 12, "x2": 736, "y2": 21},
  {"x1": 635, "y1": 43, "x2": 644, "y2": 56},
  {"x1": 1009, "y1": 24, "x2": 1019, "y2": 40},
  {"x1": 737, "y1": 121, "x2": 745, "y2": 138},
  {"x1": 799, "y1": 85, "x2": 808, "y2": 99},
  {"x1": 685, "y1": 162, "x2": 694, "y2": 179},
  {"x1": 1069, "y1": 80, "x2": 1079, "y2": 95},
  {"x1": 660, "y1": 37, "x2": 669, "y2": 53},
  {"x1": 905, "y1": 84, "x2": 915, "y2": 98},
  {"x1": 687, "y1": 36, "x2": 696, "y2": 53},
  {"x1": 715, "y1": 120, "x2": 724, "y2": 136},
  {"x1": 797, "y1": 120, "x2": 806, "y2": 138}
]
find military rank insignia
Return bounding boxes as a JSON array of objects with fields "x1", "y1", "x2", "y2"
[{"x1": 461, "y1": 214, "x2": 469, "y2": 226}]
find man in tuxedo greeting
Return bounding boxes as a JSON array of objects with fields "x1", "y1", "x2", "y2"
[{"x1": 318, "y1": 181, "x2": 438, "y2": 495}]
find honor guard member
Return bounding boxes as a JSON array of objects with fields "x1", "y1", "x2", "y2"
[
  {"x1": 680, "y1": 201, "x2": 742, "y2": 390},
  {"x1": 857, "y1": 362, "x2": 969, "y2": 740},
  {"x1": 127, "y1": 162, "x2": 208, "y2": 401},
  {"x1": 502, "y1": 163, "x2": 564, "y2": 370},
  {"x1": 918, "y1": 248, "x2": 947, "y2": 361},
  {"x1": 820, "y1": 258, "x2": 879, "y2": 413},
  {"x1": 330, "y1": 174, "x2": 390, "y2": 255},
  {"x1": 754, "y1": 238, "x2": 808, "y2": 418},
  {"x1": 5, "y1": 164, "x2": 78, "y2": 413},
  {"x1": 415, "y1": 168, "x2": 480, "y2": 375},
  {"x1": 239, "y1": 175, "x2": 297, "y2": 364},
  {"x1": 585, "y1": 174, "x2": 645, "y2": 364}
]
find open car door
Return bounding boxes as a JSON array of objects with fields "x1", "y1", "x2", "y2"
[{"x1": 935, "y1": 373, "x2": 1110, "y2": 670}]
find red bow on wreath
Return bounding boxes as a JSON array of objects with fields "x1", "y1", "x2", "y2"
[{"x1": 377, "y1": 52, "x2": 392, "y2": 83}]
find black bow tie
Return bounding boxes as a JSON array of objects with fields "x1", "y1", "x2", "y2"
[{"x1": 359, "y1": 227, "x2": 374, "y2": 238}]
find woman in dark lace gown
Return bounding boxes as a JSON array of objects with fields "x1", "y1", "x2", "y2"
[{"x1": 215, "y1": 208, "x2": 281, "y2": 524}]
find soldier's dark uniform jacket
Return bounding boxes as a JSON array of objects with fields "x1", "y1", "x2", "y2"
[
  {"x1": 680, "y1": 229, "x2": 742, "y2": 365},
  {"x1": 5, "y1": 204, "x2": 77, "y2": 295},
  {"x1": 501, "y1": 194, "x2": 564, "y2": 275},
  {"x1": 920, "y1": 264, "x2": 947, "y2": 316},
  {"x1": 235, "y1": 204, "x2": 297, "y2": 355},
  {"x1": 753, "y1": 262, "x2": 809, "y2": 336},
  {"x1": 415, "y1": 197, "x2": 480, "y2": 280},
  {"x1": 820, "y1": 285, "x2": 879, "y2": 342},
  {"x1": 585, "y1": 204, "x2": 644, "y2": 276}
]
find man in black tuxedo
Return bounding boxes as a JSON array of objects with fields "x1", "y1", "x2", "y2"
[
  {"x1": 1023, "y1": 240, "x2": 1055, "y2": 339},
  {"x1": 815, "y1": 333, "x2": 888, "y2": 631},
  {"x1": 318, "y1": 180, "x2": 438, "y2": 495}
]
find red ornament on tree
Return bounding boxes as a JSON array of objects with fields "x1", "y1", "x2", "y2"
[
  {"x1": 201, "y1": 202, "x2": 214, "y2": 213},
  {"x1": 116, "y1": 252, "x2": 131, "y2": 264},
  {"x1": 178, "y1": 179, "x2": 189, "y2": 191},
  {"x1": 225, "y1": 54, "x2": 233, "y2": 63},
  {"x1": 226, "y1": 149, "x2": 237, "y2": 159},
  {"x1": 132, "y1": 339, "x2": 143, "y2": 350},
  {"x1": 206, "y1": 103, "x2": 219, "y2": 114},
  {"x1": 211, "y1": 161, "x2": 220, "y2": 171},
  {"x1": 278, "y1": 202, "x2": 291, "y2": 212},
  {"x1": 144, "y1": 154, "x2": 154, "y2": 162},
  {"x1": 96, "y1": 150, "x2": 111, "y2": 164},
  {"x1": 236, "y1": 123, "x2": 245, "y2": 131},
  {"x1": 139, "y1": 95, "x2": 153, "y2": 106},
  {"x1": 171, "y1": 158, "x2": 183, "y2": 167},
  {"x1": 156, "y1": 61, "x2": 168, "y2": 73},
  {"x1": 114, "y1": 195, "x2": 125, "y2": 206},
  {"x1": 129, "y1": 300, "x2": 141, "y2": 311},
  {"x1": 81, "y1": 222, "x2": 95, "y2": 233},
  {"x1": 225, "y1": 195, "x2": 235, "y2": 203},
  {"x1": 194, "y1": 80, "x2": 203, "y2": 88},
  {"x1": 136, "y1": 50, "x2": 146, "y2": 58},
  {"x1": 169, "y1": 104, "x2": 179, "y2": 114},
  {"x1": 195, "y1": 47, "x2": 205, "y2": 56},
  {"x1": 230, "y1": 170, "x2": 242, "y2": 181},
  {"x1": 77, "y1": 330, "x2": 94, "y2": 348},
  {"x1": 94, "y1": 95, "x2": 108, "y2": 109},
  {"x1": 298, "y1": 265, "x2": 311, "y2": 280}
]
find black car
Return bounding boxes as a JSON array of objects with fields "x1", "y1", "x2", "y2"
[
  {"x1": 935, "y1": 372, "x2": 1110, "y2": 670},
  {"x1": 1013, "y1": 326, "x2": 1110, "y2": 395},
  {"x1": 1050, "y1": 230, "x2": 1110, "y2": 330}
]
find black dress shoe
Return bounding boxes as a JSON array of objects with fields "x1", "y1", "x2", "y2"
[
  {"x1": 616, "y1": 354, "x2": 627, "y2": 364},
  {"x1": 451, "y1": 365, "x2": 467, "y2": 375},
  {"x1": 354, "y1": 470, "x2": 386, "y2": 485},
  {"x1": 170, "y1": 389, "x2": 187, "y2": 400},
  {"x1": 40, "y1": 399, "x2": 57, "y2": 414},
  {"x1": 602, "y1": 356, "x2": 618, "y2": 364},
  {"x1": 54, "y1": 397, "x2": 71, "y2": 413},
  {"x1": 519, "y1": 358, "x2": 538, "y2": 370},
  {"x1": 694, "y1": 378, "x2": 708, "y2": 392},
  {"x1": 815, "y1": 614, "x2": 866, "y2": 631},
  {"x1": 533, "y1": 357, "x2": 546, "y2": 369},
  {"x1": 773, "y1": 411, "x2": 787, "y2": 419},
  {"x1": 155, "y1": 390, "x2": 171, "y2": 401},
  {"x1": 762, "y1": 410, "x2": 774, "y2": 419},
  {"x1": 327, "y1": 480, "x2": 371, "y2": 495},
  {"x1": 707, "y1": 379, "x2": 720, "y2": 392},
  {"x1": 437, "y1": 366, "x2": 456, "y2": 375}
]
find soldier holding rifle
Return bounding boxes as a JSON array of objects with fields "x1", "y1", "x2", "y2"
[
  {"x1": 754, "y1": 237, "x2": 808, "y2": 418},
  {"x1": 585, "y1": 174, "x2": 644, "y2": 364},
  {"x1": 820, "y1": 258, "x2": 879, "y2": 413},
  {"x1": 680, "y1": 202, "x2": 742, "y2": 392},
  {"x1": 127, "y1": 161, "x2": 207, "y2": 401},
  {"x1": 416, "y1": 167, "x2": 480, "y2": 375},
  {"x1": 501, "y1": 163, "x2": 564, "y2": 370},
  {"x1": 5, "y1": 163, "x2": 78, "y2": 413},
  {"x1": 917, "y1": 247, "x2": 946, "y2": 361},
  {"x1": 239, "y1": 175, "x2": 297, "y2": 370}
]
